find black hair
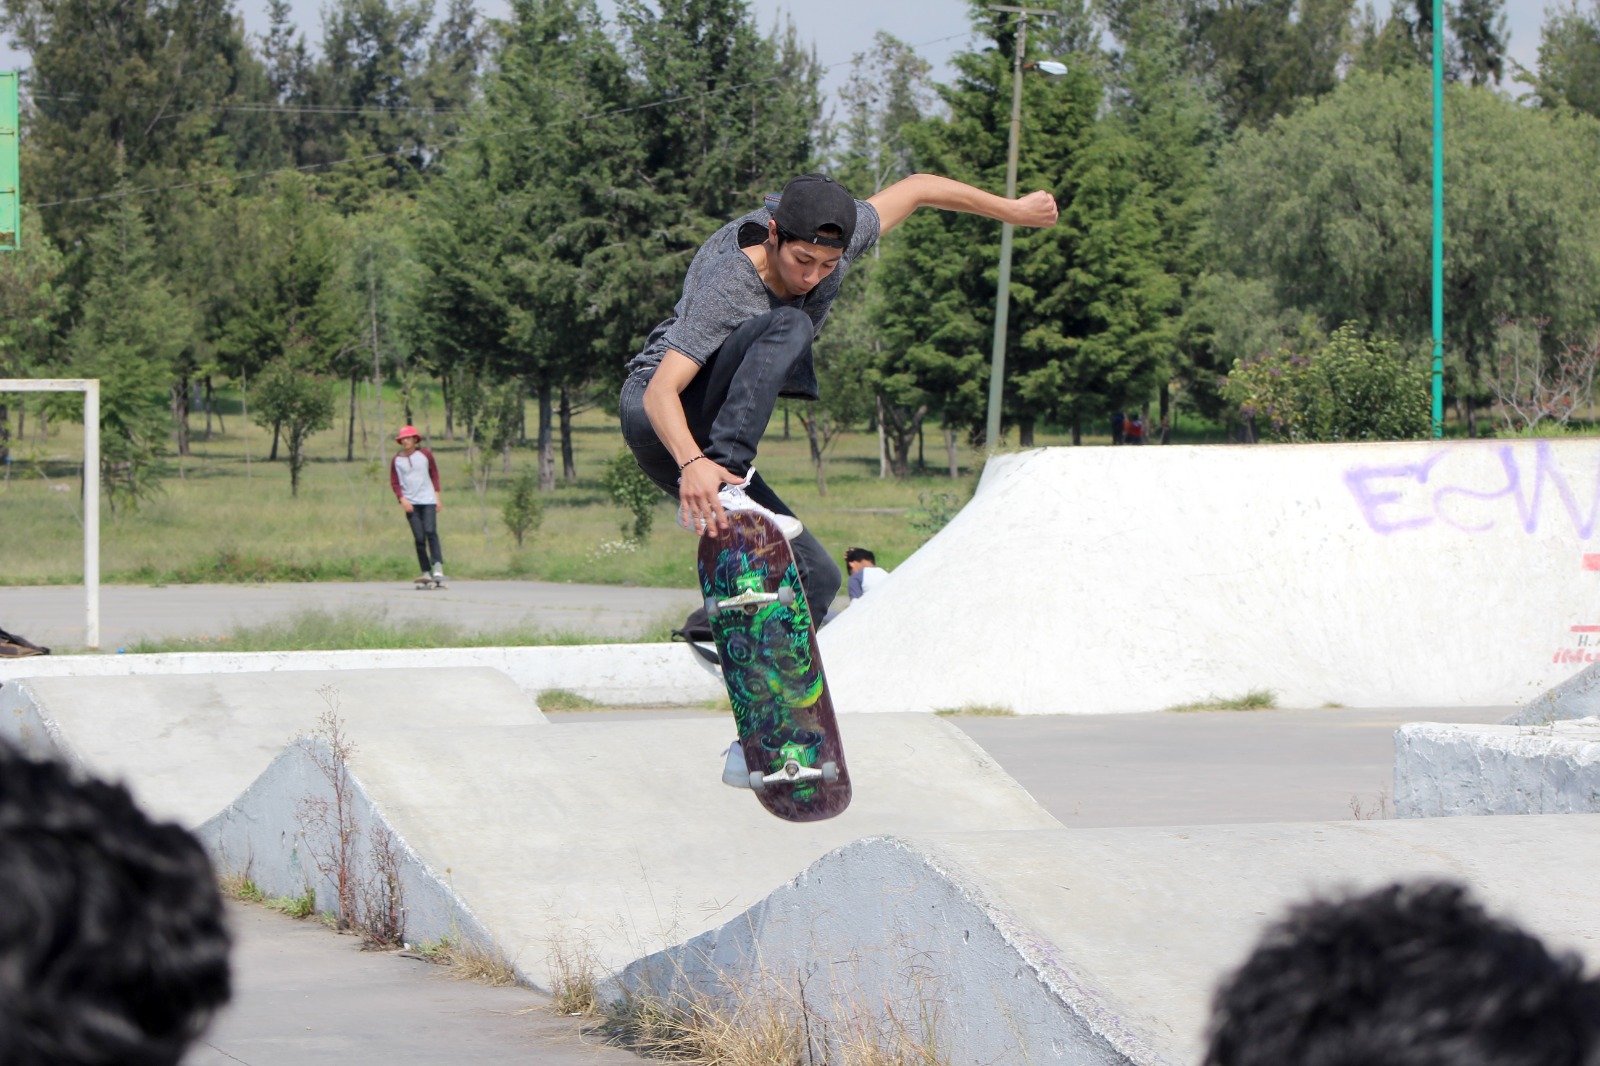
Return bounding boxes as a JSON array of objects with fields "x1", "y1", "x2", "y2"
[
  {"x1": 0, "y1": 741, "x2": 232, "y2": 1065},
  {"x1": 844, "y1": 547, "x2": 876, "y2": 565},
  {"x1": 1204, "y1": 880, "x2": 1600, "y2": 1066}
]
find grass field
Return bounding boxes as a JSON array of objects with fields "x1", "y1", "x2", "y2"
[{"x1": 0, "y1": 383, "x2": 1227, "y2": 588}]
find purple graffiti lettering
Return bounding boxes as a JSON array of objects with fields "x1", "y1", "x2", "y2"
[
  {"x1": 1347, "y1": 442, "x2": 1600, "y2": 539},
  {"x1": 1431, "y1": 447, "x2": 1519, "y2": 533},
  {"x1": 1343, "y1": 454, "x2": 1447, "y2": 534},
  {"x1": 1511, "y1": 440, "x2": 1600, "y2": 537}
]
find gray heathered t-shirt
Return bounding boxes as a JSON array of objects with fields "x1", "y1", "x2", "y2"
[{"x1": 625, "y1": 199, "x2": 882, "y2": 400}]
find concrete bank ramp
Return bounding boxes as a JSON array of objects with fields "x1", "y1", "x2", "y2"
[
  {"x1": 614, "y1": 816, "x2": 1600, "y2": 1066},
  {"x1": 821, "y1": 440, "x2": 1600, "y2": 714},
  {"x1": 0, "y1": 668, "x2": 546, "y2": 825},
  {"x1": 199, "y1": 712, "x2": 1060, "y2": 988},
  {"x1": 1507, "y1": 660, "x2": 1600, "y2": 725}
]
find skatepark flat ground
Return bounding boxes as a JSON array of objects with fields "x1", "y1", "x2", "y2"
[
  {"x1": 178, "y1": 701, "x2": 1512, "y2": 1065},
  {"x1": 0, "y1": 579, "x2": 1525, "y2": 1063}
]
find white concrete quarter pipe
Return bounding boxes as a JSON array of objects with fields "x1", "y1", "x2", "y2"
[{"x1": 821, "y1": 440, "x2": 1600, "y2": 715}]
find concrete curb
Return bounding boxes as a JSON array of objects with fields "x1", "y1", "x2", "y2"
[
  {"x1": 0, "y1": 642, "x2": 728, "y2": 706},
  {"x1": 1394, "y1": 719, "x2": 1600, "y2": 817}
]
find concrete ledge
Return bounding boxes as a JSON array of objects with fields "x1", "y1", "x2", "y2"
[
  {"x1": 0, "y1": 642, "x2": 727, "y2": 706},
  {"x1": 1394, "y1": 720, "x2": 1600, "y2": 817},
  {"x1": 611, "y1": 818, "x2": 1600, "y2": 1066}
]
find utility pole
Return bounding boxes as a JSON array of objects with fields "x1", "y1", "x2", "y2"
[{"x1": 984, "y1": 6, "x2": 1055, "y2": 452}]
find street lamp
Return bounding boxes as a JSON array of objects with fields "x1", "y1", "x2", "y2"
[{"x1": 984, "y1": 5, "x2": 1060, "y2": 452}]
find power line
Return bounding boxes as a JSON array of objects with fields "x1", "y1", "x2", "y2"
[
  {"x1": 10, "y1": 30, "x2": 972, "y2": 119},
  {"x1": 25, "y1": 72, "x2": 790, "y2": 209},
  {"x1": 19, "y1": 29, "x2": 974, "y2": 211}
]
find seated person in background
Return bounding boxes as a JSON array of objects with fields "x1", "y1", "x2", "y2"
[
  {"x1": 845, "y1": 547, "x2": 890, "y2": 601},
  {"x1": 0, "y1": 741, "x2": 232, "y2": 1066},
  {"x1": 1203, "y1": 879, "x2": 1600, "y2": 1066}
]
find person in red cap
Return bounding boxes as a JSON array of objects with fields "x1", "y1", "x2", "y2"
[
  {"x1": 619, "y1": 170, "x2": 1058, "y2": 785},
  {"x1": 389, "y1": 426, "x2": 446, "y2": 585}
]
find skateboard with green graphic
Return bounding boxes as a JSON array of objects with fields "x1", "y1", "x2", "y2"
[{"x1": 698, "y1": 511, "x2": 851, "y2": 822}]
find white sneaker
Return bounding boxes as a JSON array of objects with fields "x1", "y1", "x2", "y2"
[
  {"x1": 717, "y1": 468, "x2": 803, "y2": 540},
  {"x1": 678, "y1": 467, "x2": 803, "y2": 540},
  {"x1": 722, "y1": 739, "x2": 751, "y2": 788}
]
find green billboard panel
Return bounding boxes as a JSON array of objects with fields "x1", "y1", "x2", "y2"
[{"x1": 0, "y1": 72, "x2": 17, "y2": 250}]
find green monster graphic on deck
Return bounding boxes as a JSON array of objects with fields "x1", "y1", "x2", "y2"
[
  {"x1": 697, "y1": 510, "x2": 851, "y2": 822},
  {"x1": 704, "y1": 549, "x2": 825, "y2": 798}
]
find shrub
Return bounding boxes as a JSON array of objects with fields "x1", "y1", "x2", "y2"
[
  {"x1": 501, "y1": 468, "x2": 545, "y2": 547},
  {"x1": 602, "y1": 450, "x2": 661, "y2": 542},
  {"x1": 1226, "y1": 322, "x2": 1429, "y2": 442}
]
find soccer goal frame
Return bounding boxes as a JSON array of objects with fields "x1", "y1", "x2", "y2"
[{"x1": 2, "y1": 379, "x2": 100, "y2": 648}]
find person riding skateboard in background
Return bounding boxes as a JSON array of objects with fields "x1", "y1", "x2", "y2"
[
  {"x1": 390, "y1": 426, "x2": 446, "y2": 586},
  {"x1": 620, "y1": 171, "x2": 1059, "y2": 625}
]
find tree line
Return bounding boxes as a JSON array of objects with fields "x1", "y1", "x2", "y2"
[{"x1": 0, "y1": 0, "x2": 1595, "y2": 506}]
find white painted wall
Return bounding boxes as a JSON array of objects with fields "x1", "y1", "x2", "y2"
[{"x1": 820, "y1": 440, "x2": 1600, "y2": 714}]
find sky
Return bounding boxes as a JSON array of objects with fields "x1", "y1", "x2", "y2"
[{"x1": 2, "y1": 0, "x2": 1544, "y2": 97}]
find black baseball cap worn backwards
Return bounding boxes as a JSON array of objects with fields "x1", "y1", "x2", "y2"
[{"x1": 773, "y1": 173, "x2": 856, "y2": 249}]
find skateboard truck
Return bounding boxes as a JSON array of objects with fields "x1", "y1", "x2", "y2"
[
  {"x1": 705, "y1": 585, "x2": 796, "y2": 617},
  {"x1": 749, "y1": 758, "x2": 840, "y2": 791}
]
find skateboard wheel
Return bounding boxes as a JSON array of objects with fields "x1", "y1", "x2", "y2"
[
  {"x1": 776, "y1": 586, "x2": 796, "y2": 607},
  {"x1": 704, "y1": 595, "x2": 721, "y2": 619},
  {"x1": 821, "y1": 761, "x2": 839, "y2": 784},
  {"x1": 748, "y1": 770, "x2": 765, "y2": 791}
]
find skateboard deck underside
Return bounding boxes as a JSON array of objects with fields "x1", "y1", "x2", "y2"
[{"x1": 698, "y1": 512, "x2": 851, "y2": 822}]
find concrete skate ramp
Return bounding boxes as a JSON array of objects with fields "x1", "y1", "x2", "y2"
[
  {"x1": 821, "y1": 440, "x2": 1600, "y2": 715},
  {"x1": 198, "y1": 712, "x2": 1060, "y2": 989},
  {"x1": 614, "y1": 816, "x2": 1600, "y2": 1066},
  {"x1": 0, "y1": 668, "x2": 545, "y2": 825},
  {"x1": 1507, "y1": 660, "x2": 1600, "y2": 725}
]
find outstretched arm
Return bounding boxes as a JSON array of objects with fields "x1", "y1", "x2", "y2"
[{"x1": 867, "y1": 174, "x2": 1058, "y2": 237}]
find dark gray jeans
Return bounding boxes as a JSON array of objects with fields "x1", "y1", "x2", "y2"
[
  {"x1": 405, "y1": 504, "x2": 442, "y2": 574},
  {"x1": 620, "y1": 307, "x2": 841, "y2": 624}
]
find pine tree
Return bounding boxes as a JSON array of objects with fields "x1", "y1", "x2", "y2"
[{"x1": 69, "y1": 181, "x2": 195, "y2": 510}]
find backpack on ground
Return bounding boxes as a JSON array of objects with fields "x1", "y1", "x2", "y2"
[
  {"x1": 671, "y1": 607, "x2": 720, "y2": 667},
  {"x1": 0, "y1": 626, "x2": 49, "y2": 657}
]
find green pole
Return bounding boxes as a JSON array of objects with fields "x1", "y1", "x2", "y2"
[
  {"x1": 0, "y1": 72, "x2": 18, "y2": 251},
  {"x1": 1430, "y1": 0, "x2": 1444, "y2": 437}
]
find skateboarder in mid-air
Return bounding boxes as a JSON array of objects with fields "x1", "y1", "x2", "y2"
[
  {"x1": 390, "y1": 426, "x2": 446, "y2": 587},
  {"x1": 620, "y1": 171, "x2": 1059, "y2": 781}
]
